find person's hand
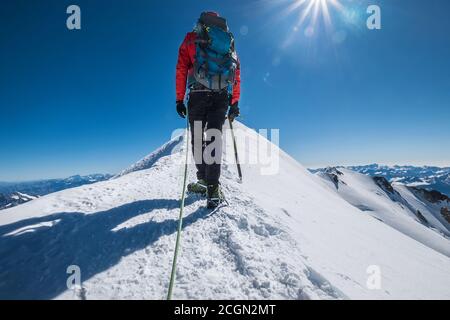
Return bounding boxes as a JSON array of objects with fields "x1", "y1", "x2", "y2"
[
  {"x1": 228, "y1": 101, "x2": 240, "y2": 122},
  {"x1": 176, "y1": 101, "x2": 187, "y2": 118}
]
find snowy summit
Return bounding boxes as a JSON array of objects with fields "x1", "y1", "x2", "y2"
[{"x1": 0, "y1": 122, "x2": 449, "y2": 300}]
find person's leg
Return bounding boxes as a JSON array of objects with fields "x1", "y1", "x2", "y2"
[
  {"x1": 188, "y1": 92, "x2": 208, "y2": 181},
  {"x1": 204, "y1": 91, "x2": 228, "y2": 185}
]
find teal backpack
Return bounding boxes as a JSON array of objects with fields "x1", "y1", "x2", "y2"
[{"x1": 193, "y1": 13, "x2": 238, "y2": 91}]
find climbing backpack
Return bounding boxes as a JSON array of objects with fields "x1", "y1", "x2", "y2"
[{"x1": 193, "y1": 13, "x2": 238, "y2": 91}]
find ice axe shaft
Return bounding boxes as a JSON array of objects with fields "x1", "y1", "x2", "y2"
[{"x1": 228, "y1": 118, "x2": 243, "y2": 182}]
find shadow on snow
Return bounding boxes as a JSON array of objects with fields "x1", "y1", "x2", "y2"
[{"x1": 0, "y1": 196, "x2": 207, "y2": 299}]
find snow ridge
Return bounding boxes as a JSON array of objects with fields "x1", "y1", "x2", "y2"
[
  {"x1": 114, "y1": 134, "x2": 184, "y2": 178},
  {"x1": 0, "y1": 121, "x2": 449, "y2": 300}
]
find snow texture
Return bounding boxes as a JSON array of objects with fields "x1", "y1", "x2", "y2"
[{"x1": 0, "y1": 122, "x2": 449, "y2": 300}]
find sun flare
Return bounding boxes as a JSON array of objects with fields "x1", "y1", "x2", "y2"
[{"x1": 288, "y1": 0, "x2": 344, "y2": 30}]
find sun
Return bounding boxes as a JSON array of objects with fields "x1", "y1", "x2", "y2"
[
  {"x1": 287, "y1": 0, "x2": 344, "y2": 30},
  {"x1": 274, "y1": 0, "x2": 346, "y2": 48}
]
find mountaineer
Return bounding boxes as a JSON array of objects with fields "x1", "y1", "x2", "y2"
[{"x1": 175, "y1": 11, "x2": 241, "y2": 208}]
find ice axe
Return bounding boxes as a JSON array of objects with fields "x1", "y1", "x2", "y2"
[{"x1": 227, "y1": 117, "x2": 243, "y2": 183}]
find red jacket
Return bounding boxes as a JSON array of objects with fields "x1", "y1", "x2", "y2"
[{"x1": 176, "y1": 32, "x2": 241, "y2": 105}]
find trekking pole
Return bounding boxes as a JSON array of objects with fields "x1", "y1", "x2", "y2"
[
  {"x1": 167, "y1": 111, "x2": 190, "y2": 300},
  {"x1": 228, "y1": 118, "x2": 243, "y2": 183}
]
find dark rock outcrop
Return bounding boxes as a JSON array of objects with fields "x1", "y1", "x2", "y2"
[
  {"x1": 410, "y1": 187, "x2": 450, "y2": 204},
  {"x1": 441, "y1": 207, "x2": 450, "y2": 224},
  {"x1": 373, "y1": 176, "x2": 395, "y2": 194},
  {"x1": 415, "y1": 210, "x2": 429, "y2": 225},
  {"x1": 323, "y1": 167, "x2": 345, "y2": 189}
]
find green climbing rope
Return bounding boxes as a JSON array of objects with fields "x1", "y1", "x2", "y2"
[{"x1": 167, "y1": 112, "x2": 190, "y2": 300}]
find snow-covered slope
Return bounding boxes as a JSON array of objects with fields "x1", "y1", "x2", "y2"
[
  {"x1": 1, "y1": 122, "x2": 449, "y2": 300},
  {"x1": 396, "y1": 185, "x2": 450, "y2": 233},
  {"x1": 314, "y1": 168, "x2": 450, "y2": 257}
]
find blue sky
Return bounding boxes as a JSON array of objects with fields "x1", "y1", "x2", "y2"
[{"x1": 1, "y1": 0, "x2": 450, "y2": 181}]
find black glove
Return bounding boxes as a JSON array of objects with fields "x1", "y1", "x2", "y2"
[
  {"x1": 176, "y1": 101, "x2": 186, "y2": 118},
  {"x1": 228, "y1": 101, "x2": 240, "y2": 122}
]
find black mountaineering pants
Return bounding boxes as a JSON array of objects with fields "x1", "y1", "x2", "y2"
[{"x1": 188, "y1": 89, "x2": 228, "y2": 186}]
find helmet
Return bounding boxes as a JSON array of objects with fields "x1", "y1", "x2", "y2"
[
  {"x1": 203, "y1": 11, "x2": 219, "y2": 17},
  {"x1": 197, "y1": 11, "x2": 228, "y2": 31}
]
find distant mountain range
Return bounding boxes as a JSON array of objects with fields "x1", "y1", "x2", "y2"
[
  {"x1": 310, "y1": 164, "x2": 450, "y2": 197},
  {"x1": 0, "y1": 192, "x2": 38, "y2": 210},
  {"x1": 0, "y1": 174, "x2": 112, "y2": 210}
]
